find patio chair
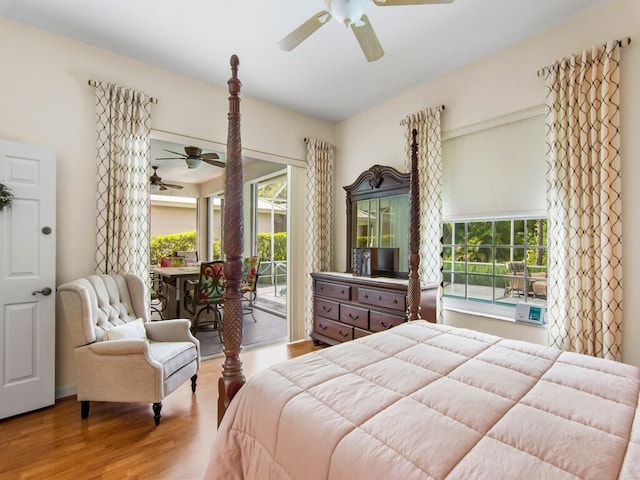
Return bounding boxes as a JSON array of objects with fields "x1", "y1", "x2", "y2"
[
  {"x1": 174, "y1": 251, "x2": 199, "y2": 265},
  {"x1": 159, "y1": 255, "x2": 186, "y2": 267},
  {"x1": 504, "y1": 261, "x2": 547, "y2": 298},
  {"x1": 183, "y1": 261, "x2": 225, "y2": 342},
  {"x1": 241, "y1": 256, "x2": 261, "y2": 322},
  {"x1": 532, "y1": 278, "x2": 547, "y2": 298},
  {"x1": 504, "y1": 261, "x2": 529, "y2": 297},
  {"x1": 150, "y1": 271, "x2": 168, "y2": 320}
]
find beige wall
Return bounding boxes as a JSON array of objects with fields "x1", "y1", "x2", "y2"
[
  {"x1": 333, "y1": 0, "x2": 640, "y2": 366},
  {"x1": 150, "y1": 205, "x2": 197, "y2": 237},
  {"x1": 0, "y1": 16, "x2": 334, "y2": 394}
]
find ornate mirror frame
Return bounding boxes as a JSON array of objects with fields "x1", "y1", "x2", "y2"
[{"x1": 344, "y1": 164, "x2": 410, "y2": 278}]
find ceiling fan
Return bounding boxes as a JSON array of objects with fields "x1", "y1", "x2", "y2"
[
  {"x1": 278, "y1": 0, "x2": 454, "y2": 62},
  {"x1": 150, "y1": 166, "x2": 183, "y2": 191},
  {"x1": 155, "y1": 146, "x2": 225, "y2": 169}
]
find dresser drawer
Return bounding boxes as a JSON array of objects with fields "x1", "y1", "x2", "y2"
[
  {"x1": 315, "y1": 281, "x2": 351, "y2": 301},
  {"x1": 370, "y1": 311, "x2": 406, "y2": 332},
  {"x1": 354, "y1": 327, "x2": 372, "y2": 339},
  {"x1": 358, "y1": 288, "x2": 406, "y2": 312},
  {"x1": 340, "y1": 304, "x2": 369, "y2": 329},
  {"x1": 314, "y1": 317, "x2": 353, "y2": 343},
  {"x1": 314, "y1": 298, "x2": 340, "y2": 321}
]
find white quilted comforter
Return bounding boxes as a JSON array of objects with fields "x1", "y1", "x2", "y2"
[{"x1": 206, "y1": 321, "x2": 640, "y2": 479}]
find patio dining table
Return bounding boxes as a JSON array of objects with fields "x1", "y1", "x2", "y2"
[{"x1": 151, "y1": 265, "x2": 200, "y2": 318}]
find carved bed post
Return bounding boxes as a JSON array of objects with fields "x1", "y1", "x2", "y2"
[
  {"x1": 407, "y1": 128, "x2": 421, "y2": 321},
  {"x1": 218, "y1": 55, "x2": 246, "y2": 425}
]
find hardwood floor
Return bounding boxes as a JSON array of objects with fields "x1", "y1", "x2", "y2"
[{"x1": 0, "y1": 340, "x2": 321, "y2": 480}]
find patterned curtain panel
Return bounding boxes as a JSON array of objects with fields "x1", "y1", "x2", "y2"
[
  {"x1": 401, "y1": 107, "x2": 443, "y2": 322},
  {"x1": 94, "y1": 81, "x2": 153, "y2": 282},
  {"x1": 303, "y1": 138, "x2": 335, "y2": 335},
  {"x1": 543, "y1": 40, "x2": 623, "y2": 360}
]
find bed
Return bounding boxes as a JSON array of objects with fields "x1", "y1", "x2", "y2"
[
  {"x1": 212, "y1": 57, "x2": 640, "y2": 479},
  {"x1": 207, "y1": 320, "x2": 640, "y2": 479}
]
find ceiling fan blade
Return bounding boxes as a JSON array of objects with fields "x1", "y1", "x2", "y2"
[
  {"x1": 202, "y1": 158, "x2": 226, "y2": 168},
  {"x1": 373, "y1": 0, "x2": 454, "y2": 5},
  {"x1": 278, "y1": 11, "x2": 332, "y2": 51},
  {"x1": 163, "y1": 149, "x2": 187, "y2": 157},
  {"x1": 201, "y1": 152, "x2": 220, "y2": 160},
  {"x1": 160, "y1": 182, "x2": 183, "y2": 190},
  {"x1": 351, "y1": 15, "x2": 384, "y2": 62}
]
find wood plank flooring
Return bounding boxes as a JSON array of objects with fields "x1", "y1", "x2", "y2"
[{"x1": 0, "y1": 340, "x2": 320, "y2": 480}]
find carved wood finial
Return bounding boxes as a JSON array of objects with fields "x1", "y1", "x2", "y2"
[
  {"x1": 368, "y1": 165, "x2": 385, "y2": 189},
  {"x1": 407, "y1": 128, "x2": 421, "y2": 321},
  {"x1": 218, "y1": 54, "x2": 246, "y2": 425}
]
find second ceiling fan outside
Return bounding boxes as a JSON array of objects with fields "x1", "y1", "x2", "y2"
[{"x1": 150, "y1": 166, "x2": 183, "y2": 191}]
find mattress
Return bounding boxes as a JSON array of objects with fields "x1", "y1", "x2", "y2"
[{"x1": 205, "y1": 321, "x2": 640, "y2": 479}]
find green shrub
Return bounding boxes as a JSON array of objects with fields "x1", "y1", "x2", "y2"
[
  {"x1": 151, "y1": 231, "x2": 289, "y2": 265},
  {"x1": 150, "y1": 230, "x2": 196, "y2": 265},
  {"x1": 257, "y1": 232, "x2": 287, "y2": 261},
  {"x1": 212, "y1": 241, "x2": 222, "y2": 260}
]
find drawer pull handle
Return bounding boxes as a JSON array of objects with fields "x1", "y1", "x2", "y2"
[
  {"x1": 322, "y1": 306, "x2": 332, "y2": 313},
  {"x1": 319, "y1": 324, "x2": 328, "y2": 331},
  {"x1": 363, "y1": 294, "x2": 368, "y2": 299},
  {"x1": 380, "y1": 320, "x2": 390, "y2": 329},
  {"x1": 393, "y1": 299, "x2": 398, "y2": 304},
  {"x1": 379, "y1": 295, "x2": 382, "y2": 301},
  {"x1": 341, "y1": 290, "x2": 345, "y2": 295},
  {"x1": 339, "y1": 330, "x2": 349, "y2": 338},
  {"x1": 348, "y1": 313, "x2": 359, "y2": 320}
]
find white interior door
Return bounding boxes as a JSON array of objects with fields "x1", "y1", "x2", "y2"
[{"x1": 0, "y1": 139, "x2": 56, "y2": 419}]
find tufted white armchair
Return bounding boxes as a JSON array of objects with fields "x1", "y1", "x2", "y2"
[{"x1": 57, "y1": 273, "x2": 200, "y2": 425}]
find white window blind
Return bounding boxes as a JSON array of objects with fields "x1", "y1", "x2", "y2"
[{"x1": 442, "y1": 114, "x2": 546, "y2": 219}]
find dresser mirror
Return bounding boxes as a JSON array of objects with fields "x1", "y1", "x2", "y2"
[{"x1": 344, "y1": 165, "x2": 410, "y2": 278}]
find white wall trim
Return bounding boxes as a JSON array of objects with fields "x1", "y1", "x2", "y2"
[
  {"x1": 443, "y1": 104, "x2": 545, "y2": 141},
  {"x1": 56, "y1": 385, "x2": 76, "y2": 400}
]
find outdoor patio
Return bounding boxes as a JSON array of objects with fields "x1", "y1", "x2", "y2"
[
  {"x1": 444, "y1": 282, "x2": 547, "y2": 307},
  {"x1": 254, "y1": 283, "x2": 287, "y2": 317}
]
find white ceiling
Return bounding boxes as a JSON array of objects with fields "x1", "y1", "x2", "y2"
[{"x1": 0, "y1": 0, "x2": 612, "y2": 125}]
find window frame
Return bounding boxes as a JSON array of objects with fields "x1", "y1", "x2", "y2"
[{"x1": 441, "y1": 214, "x2": 548, "y2": 317}]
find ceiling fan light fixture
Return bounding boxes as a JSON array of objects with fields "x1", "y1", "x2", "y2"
[
  {"x1": 185, "y1": 157, "x2": 202, "y2": 169},
  {"x1": 325, "y1": 0, "x2": 370, "y2": 26}
]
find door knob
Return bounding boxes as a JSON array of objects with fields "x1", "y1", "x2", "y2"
[{"x1": 32, "y1": 287, "x2": 52, "y2": 296}]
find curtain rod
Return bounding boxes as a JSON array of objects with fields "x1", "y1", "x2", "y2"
[
  {"x1": 87, "y1": 79, "x2": 158, "y2": 104},
  {"x1": 399, "y1": 105, "x2": 446, "y2": 127},
  {"x1": 537, "y1": 37, "x2": 631, "y2": 78}
]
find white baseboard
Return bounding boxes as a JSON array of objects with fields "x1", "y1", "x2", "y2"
[{"x1": 56, "y1": 385, "x2": 76, "y2": 400}]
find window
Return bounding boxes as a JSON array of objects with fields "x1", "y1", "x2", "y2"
[
  {"x1": 207, "y1": 195, "x2": 224, "y2": 260},
  {"x1": 442, "y1": 217, "x2": 547, "y2": 309}
]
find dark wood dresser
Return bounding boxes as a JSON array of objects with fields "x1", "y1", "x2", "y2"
[{"x1": 310, "y1": 272, "x2": 438, "y2": 346}]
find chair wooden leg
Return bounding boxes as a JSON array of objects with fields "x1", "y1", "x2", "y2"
[
  {"x1": 152, "y1": 402, "x2": 162, "y2": 426},
  {"x1": 81, "y1": 400, "x2": 90, "y2": 419},
  {"x1": 191, "y1": 374, "x2": 198, "y2": 393}
]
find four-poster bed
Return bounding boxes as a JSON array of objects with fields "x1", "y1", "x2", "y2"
[{"x1": 213, "y1": 56, "x2": 640, "y2": 479}]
